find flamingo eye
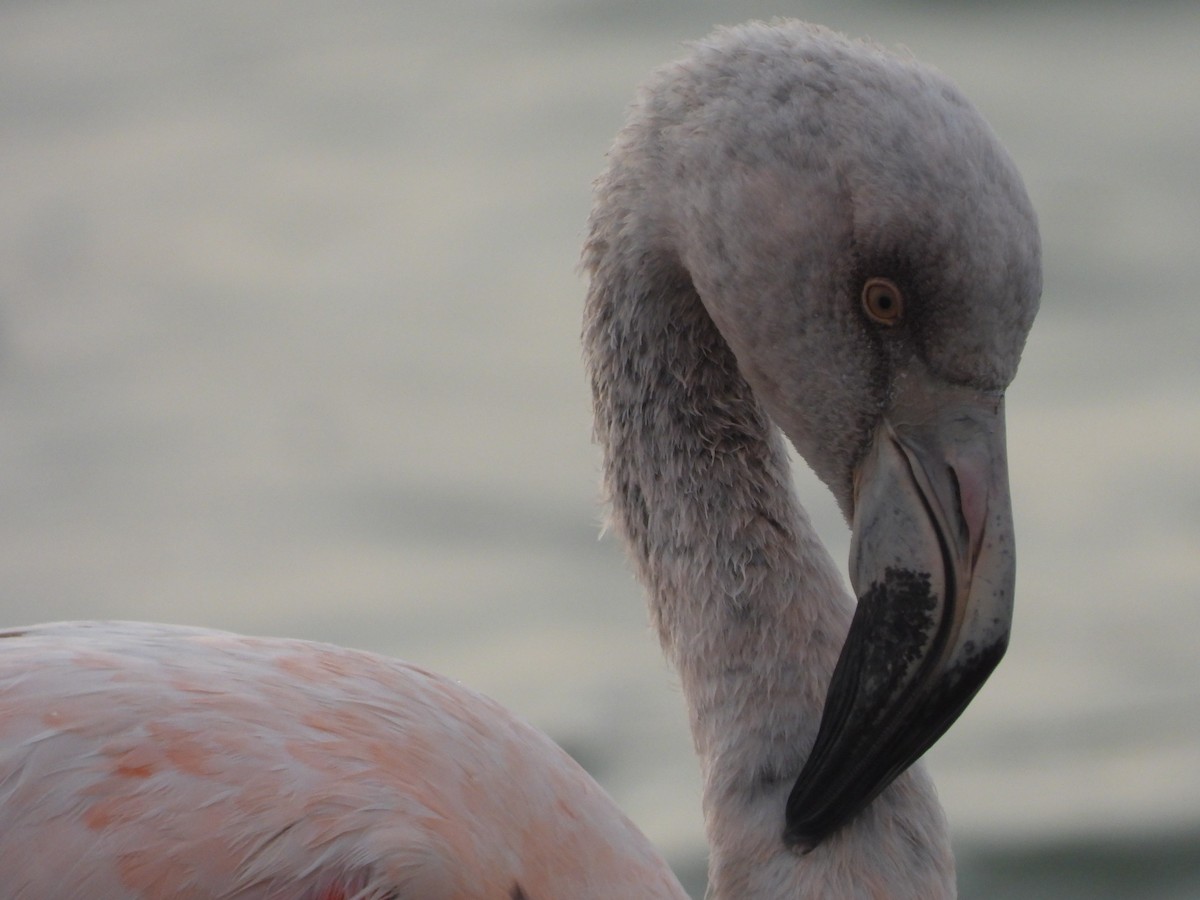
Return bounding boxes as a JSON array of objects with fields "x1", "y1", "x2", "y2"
[{"x1": 861, "y1": 278, "x2": 904, "y2": 326}]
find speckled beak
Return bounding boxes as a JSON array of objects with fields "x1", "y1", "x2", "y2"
[{"x1": 784, "y1": 374, "x2": 1014, "y2": 850}]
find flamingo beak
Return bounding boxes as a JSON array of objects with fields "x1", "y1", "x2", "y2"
[{"x1": 784, "y1": 374, "x2": 1015, "y2": 850}]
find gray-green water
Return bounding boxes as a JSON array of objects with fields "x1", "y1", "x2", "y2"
[{"x1": 2, "y1": 1, "x2": 1198, "y2": 895}]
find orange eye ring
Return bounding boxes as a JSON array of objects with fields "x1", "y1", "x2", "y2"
[{"x1": 861, "y1": 277, "x2": 904, "y2": 326}]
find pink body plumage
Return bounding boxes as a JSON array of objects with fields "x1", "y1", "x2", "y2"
[{"x1": 0, "y1": 621, "x2": 687, "y2": 899}]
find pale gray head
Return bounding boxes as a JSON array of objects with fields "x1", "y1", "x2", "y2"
[
  {"x1": 585, "y1": 20, "x2": 1041, "y2": 856},
  {"x1": 641, "y1": 23, "x2": 1039, "y2": 506}
]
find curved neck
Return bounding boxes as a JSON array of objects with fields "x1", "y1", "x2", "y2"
[
  {"x1": 585, "y1": 248, "x2": 850, "y2": 745},
  {"x1": 583, "y1": 245, "x2": 955, "y2": 897}
]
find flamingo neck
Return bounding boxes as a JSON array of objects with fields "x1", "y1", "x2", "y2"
[{"x1": 592, "y1": 269, "x2": 849, "y2": 745}]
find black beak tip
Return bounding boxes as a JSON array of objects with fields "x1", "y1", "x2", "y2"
[
  {"x1": 782, "y1": 820, "x2": 824, "y2": 855},
  {"x1": 782, "y1": 772, "x2": 876, "y2": 853},
  {"x1": 778, "y1": 564, "x2": 1015, "y2": 855}
]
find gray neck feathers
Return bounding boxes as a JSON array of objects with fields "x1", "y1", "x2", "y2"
[{"x1": 582, "y1": 221, "x2": 849, "y2": 787}]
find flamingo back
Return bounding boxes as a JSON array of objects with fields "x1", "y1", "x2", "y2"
[{"x1": 0, "y1": 621, "x2": 687, "y2": 899}]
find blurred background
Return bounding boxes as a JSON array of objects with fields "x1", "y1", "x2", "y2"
[{"x1": 2, "y1": 1, "x2": 1198, "y2": 896}]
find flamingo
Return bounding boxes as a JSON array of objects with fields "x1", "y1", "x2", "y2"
[{"x1": 0, "y1": 19, "x2": 1040, "y2": 899}]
